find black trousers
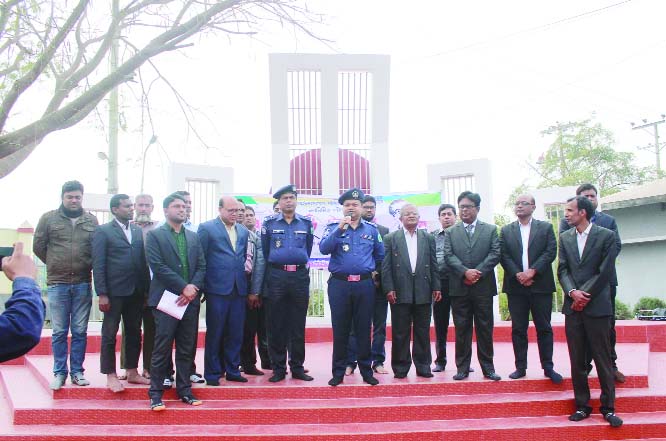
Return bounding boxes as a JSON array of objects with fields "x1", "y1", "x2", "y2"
[
  {"x1": 390, "y1": 302, "x2": 432, "y2": 375},
  {"x1": 100, "y1": 291, "x2": 144, "y2": 374},
  {"x1": 450, "y1": 293, "x2": 495, "y2": 374},
  {"x1": 507, "y1": 291, "x2": 554, "y2": 371},
  {"x1": 148, "y1": 304, "x2": 199, "y2": 401},
  {"x1": 565, "y1": 312, "x2": 615, "y2": 414},
  {"x1": 120, "y1": 304, "x2": 155, "y2": 372},
  {"x1": 241, "y1": 302, "x2": 270, "y2": 369},
  {"x1": 585, "y1": 286, "x2": 618, "y2": 369},
  {"x1": 264, "y1": 267, "x2": 310, "y2": 375},
  {"x1": 432, "y1": 279, "x2": 451, "y2": 367}
]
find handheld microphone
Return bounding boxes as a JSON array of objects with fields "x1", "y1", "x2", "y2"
[{"x1": 341, "y1": 211, "x2": 353, "y2": 230}]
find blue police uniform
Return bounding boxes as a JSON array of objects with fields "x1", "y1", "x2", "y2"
[
  {"x1": 261, "y1": 185, "x2": 314, "y2": 379},
  {"x1": 0, "y1": 278, "x2": 45, "y2": 363},
  {"x1": 319, "y1": 188, "x2": 385, "y2": 384}
]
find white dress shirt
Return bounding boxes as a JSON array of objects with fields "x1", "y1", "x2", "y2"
[
  {"x1": 519, "y1": 218, "x2": 532, "y2": 272},
  {"x1": 576, "y1": 223, "x2": 592, "y2": 259},
  {"x1": 462, "y1": 219, "x2": 478, "y2": 237},
  {"x1": 404, "y1": 229, "x2": 419, "y2": 273},
  {"x1": 115, "y1": 219, "x2": 132, "y2": 243}
]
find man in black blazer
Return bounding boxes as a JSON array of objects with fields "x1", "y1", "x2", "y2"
[
  {"x1": 145, "y1": 193, "x2": 206, "y2": 411},
  {"x1": 382, "y1": 204, "x2": 441, "y2": 378},
  {"x1": 93, "y1": 194, "x2": 151, "y2": 392},
  {"x1": 558, "y1": 196, "x2": 622, "y2": 427},
  {"x1": 443, "y1": 191, "x2": 501, "y2": 381},
  {"x1": 500, "y1": 194, "x2": 562, "y2": 383},
  {"x1": 559, "y1": 183, "x2": 624, "y2": 382}
]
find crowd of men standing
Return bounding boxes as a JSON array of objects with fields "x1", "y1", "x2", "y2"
[{"x1": 32, "y1": 180, "x2": 623, "y2": 426}]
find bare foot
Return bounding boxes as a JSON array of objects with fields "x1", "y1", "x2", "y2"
[
  {"x1": 127, "y1": 369, "x2": 151, "y2": 385},
  {"x1": 107, "y1": 374, "x2": 125, "y2": 393},
  {"x1": 141, "y1": 370, "x2": 151, "y2": 380}
]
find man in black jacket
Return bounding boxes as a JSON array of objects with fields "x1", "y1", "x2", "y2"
[
  {"x1": 558, "y1": 196, "x2": 622, "y2": 427},
  {"x1": 145, "y1": 194, "x2": 206, "y2": 411},
  {"x1": 559, "y1": 183, "x2": 624, "y2": 382},
  {"x1": 500, "y1": 194, "x2": 561, "y2": 383},
  {"x1": 92, "y1": 194, "x2": 150, "y2": 392}
]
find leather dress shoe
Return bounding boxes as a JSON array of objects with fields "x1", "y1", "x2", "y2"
[
  {"x1": 417, "y1": 371, "x2": 434, "y2": 378},
  {"x1": 363, "y1": 375, "x2": 379, "y2": 386},
  {"x1": 328, "y1": 376, "x2": 343, "y2": 386},
  {"x1": 394, "y1": 372, "x2": 407, "y2": 379},
  {"x1": 452, "y1": 371, "x2": 469, "y2": 381},
  {"x1": 292, "y1": 371, "x2": 314, "y2": 381},
  {"x1": 269, "y1": 372, "x2": 286, "y2": 383},
  {"x1": 484, "y1": 371, "x2": 501, "y2": 381},
  {"x1": 243, "y1": 366, "x2": 265, "y2": 376},
  {"x1": 469, "y1": 367, "x2": 475, "y2": 373},
  {"x1": 206, "y1": 379, "x2": 220, "y2": 386},
  {"x1": 614, "y1": 370, "x2": 626, "y2": 383},
  {"x1": 544, "y1": 369, "x2": 563, "y2": 384},
  {"x1": 509, "y1": 369, "x2": 526, "y2": 379},
  {"x1": 569, "y1": 409, "x2": 590, "y2": 422},
  {"x1": 432, "y1": 364, "x2": 446, "y2": 372},
  {"x1": 225, "y1": 374, "x2": 248, "y2": 383},
  {"x1": 604, "y1": 412, "x2": 623, "y2": 427}
]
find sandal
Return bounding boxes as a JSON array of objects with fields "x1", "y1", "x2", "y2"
[
  {"x1": 150, "y1": 400, "x2": 166, "y2": 411},
  {"x1": 181, "y1": 395, "x2": 202, "y2": 406}
]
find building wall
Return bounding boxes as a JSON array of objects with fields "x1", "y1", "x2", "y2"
[{"x1": 605, "y1": 203, "x2": 666, "y2": 307}]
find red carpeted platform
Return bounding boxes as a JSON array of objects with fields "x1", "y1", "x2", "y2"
[{"x1": 1, "y1": 322, "x2": 666, "y2": 440}]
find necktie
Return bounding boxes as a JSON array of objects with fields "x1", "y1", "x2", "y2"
[{"x1": 466, "y1": 224, "x2": 474, "y2": 238}]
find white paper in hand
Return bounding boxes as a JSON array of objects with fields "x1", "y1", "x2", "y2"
[{"x1": 156, "y1": 290, "x2": 187, "y2": 320}]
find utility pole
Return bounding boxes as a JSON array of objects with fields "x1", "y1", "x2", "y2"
[
  {"x1": 631, "y1": 115, "x2": 665, "y2": 178},
  {"x1": 107, "y1": 0, "x2": 120, "y2": 194},
  {"x1": 542, "y1": 121, "x2": 576, "y2": 177}
]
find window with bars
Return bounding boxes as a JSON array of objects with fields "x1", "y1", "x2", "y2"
[
  {"x1": 338, "y1": 71, "x2": 372, "y2": 194},
  {"x1": 441, "y1": 174, "x2": 476, "y2": 206},
  {"x1": 288, "y1": 70, "x2": 322, "y2": 195},
  {"x1": 186, "y1": 179, "x2": 219, "y2": 225}
]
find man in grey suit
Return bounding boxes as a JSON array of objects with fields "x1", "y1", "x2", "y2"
[
  {"x1": 93, "y1": 194, "x2": 151, "y2": 392},
  {"x1": 500, "y1": 194, "x2": 562, "y2": 383},
  {"x1": 145, "y1": 193, "x2": 206, "y2": 411},
  {"x1": 558, "y1": 196, "x2": 622, "y2": 427},
  {"x1": 382, "y1": 204, "x2": 441, "y2": 378},
  {"x1": 443, "y1": 191, "x2": 501, "y2": 381}
]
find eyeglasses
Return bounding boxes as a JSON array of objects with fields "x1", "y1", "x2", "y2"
[
  {"x1": 458, "y1": 204, "x2": 477, "y2": 210},
  {"x1": 514, "y1": 201, "x2": 534, "y2": 207}
]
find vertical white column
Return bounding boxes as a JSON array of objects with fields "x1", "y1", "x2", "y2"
[
  {"x1": 370, "y1": 57, "x2": 391, "y2": 194},
  {"x1": 320, "y1": 67, "x2": 339, "y2": 196},
  {"x1": 269, "y1": 55, "x2": 291, "y2": 190}
]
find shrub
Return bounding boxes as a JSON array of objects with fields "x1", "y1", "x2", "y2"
[
  {"x1": 614, "y1": 299, "x2": 633, "y2": 320},
  {"x1": 499, "y1": 292, "x2": 510, "y2": 321}
]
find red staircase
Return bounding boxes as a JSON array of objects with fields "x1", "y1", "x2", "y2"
[{"x1": 1, "y1": 322, "x2": 666, "y2": 440}]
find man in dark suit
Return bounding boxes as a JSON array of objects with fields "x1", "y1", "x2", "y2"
[
  {"x1": 431, "y1": 203, "x2": 458, "y2": 373},
  {"x1": 443, "y1": 191, "x2": 501, "y2": 381},
  {"x1": 198, "y1": 196, "x2": 251, "y2": 385},
  {"x1": 146, "y1": 193, "x2": 206, "y2": 411},
  {"x1": 93, "y1": 194, "x2": 151, "y2": 393},
  {"x1": 500, "y1": 194, "x2": 562, "y2": 383},
  {"x1": 559, "y1": 183, "x2": 624, "y2": 382},
  {"x1": 346, "y1": 195, "x2": 390, "y2": 375},
  {"x1": 558, "y1": 196, "x2": 622, "y2": 427},
  {"x1": 382, "y1": 204, "x2": 440, "y2": 378}
]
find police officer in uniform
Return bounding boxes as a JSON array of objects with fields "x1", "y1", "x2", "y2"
[
  {"x1": 319, "y1": 188, "x2": 385, "y2": 386},
  {"x1": 261, "y1": 185, "x2": 314, "y2": 383}
]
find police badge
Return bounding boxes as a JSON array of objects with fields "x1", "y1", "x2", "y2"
[
  {"x1": 275, "y1": 239, "x2": 282, "y2": 248},
  {"x1": 342, "y1": 244, "x2": 350, "y2": 252}
]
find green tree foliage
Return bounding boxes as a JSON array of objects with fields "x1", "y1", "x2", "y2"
[
  {"x1": 633, "y1": 297, "x2": 666, "y2": 316},
  {"x1": 534, "y1": 119, "x2": 653, "y2": 196},
  {"x1": 614, "y1": 299, "x2": 633, "y2": 320}
]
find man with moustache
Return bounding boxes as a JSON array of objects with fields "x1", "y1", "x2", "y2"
[
  {"x1": 346, "y1": 195, "x2": 390, "y2": 376},
  {"x1": 93, "y1": 194, "x2": 151, "y2": 392},
  {"x1": 443, "y1": 191, "x2": 501, "y2": 381},
  {"x1": 319, "y1": 188, "x2": 384, "y2": 387},
  {"x1": 146, "y1": 193, "x2": 206, "y2": 411},
  {"x1": 34, "y1": 180, "x2": 99, "y2": 390},
  {"x1": 198, "y1": 196, "x2": 251, "y2": 384},
  {"x1": 500, "y1": 194, "x2": 562, "y2": 384},
  {"x1": 382, "y1": 204, "x2": 441, "y2": 378},
  {"x1": 261, "y1": 185, "x2": 314, "y2": 382},
  {"x1": 558, "y1": 196, "x2": 622, "y2": 427},
  {"x1": 559, "y1": 183, "x2": 624, "y2": 383}
]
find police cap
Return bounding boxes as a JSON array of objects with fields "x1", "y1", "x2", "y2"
[
  {"x1": 338, "y1": 187, "x2": 365, "y2": 205},
  {"x1": 273, "y1": 184, "x2": 298, "y2": 200}
]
